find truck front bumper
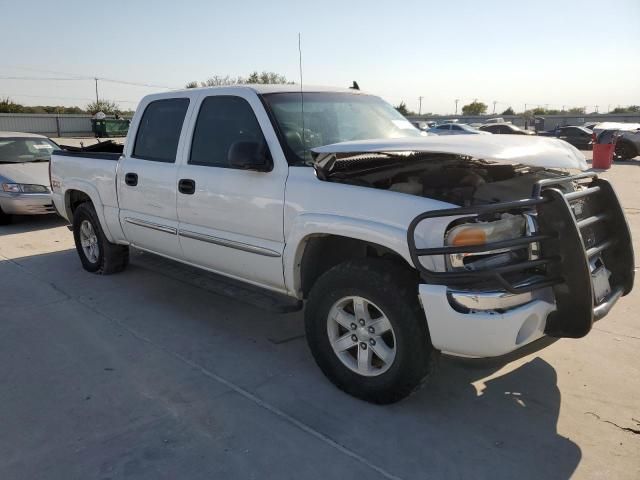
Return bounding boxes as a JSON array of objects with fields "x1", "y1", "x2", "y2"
[
  {"x1": 0, "y1": 192, "x2": 56, "y2": 215},
  {"x1": 409, "y1": 173, "x2": 634, "y2": 358},
  {"x1": 419, "y1": 284, "x2": 556, "y2": 358}
]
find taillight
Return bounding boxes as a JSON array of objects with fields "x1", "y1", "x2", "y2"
[{"x1": 48, "y1": 160, "x2": 52, "y2": 189}]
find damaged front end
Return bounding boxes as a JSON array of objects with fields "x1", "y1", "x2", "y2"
[
  {"x1": 408, "y1": 172, "x2": 634, "y2": 339},
  {"x1": 312, "y1": 136, "x2": 634, "y2": 349}
]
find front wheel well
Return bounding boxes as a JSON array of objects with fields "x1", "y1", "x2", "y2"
[{"x1": 298, "y1": 235, "x2": 417, "y2": 298}]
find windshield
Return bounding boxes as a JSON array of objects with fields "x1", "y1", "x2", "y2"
[
  {"x1": 0, "y1": 137, "x2": 58, "y2": 163},
  {"x1": 262, "y1": 92, "x2": 422, "y2": 165}
]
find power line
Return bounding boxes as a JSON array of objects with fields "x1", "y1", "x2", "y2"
[
  {"x1": 0, "y1": 92, "x2": 139, "y2": 104},
  {"x1": 4, "y1": 67, "x2": 180, "y2": 90},
  {"x1": 0, "y1": 76, "x2": 87, "y2": 81}
]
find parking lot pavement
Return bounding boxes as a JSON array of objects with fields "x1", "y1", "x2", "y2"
[{"x1": 1, "y1": 166, "x2": 639, "y2": 480}]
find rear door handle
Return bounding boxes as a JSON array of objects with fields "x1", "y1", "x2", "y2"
[
  {"x1": 125, "y1": 172, "x2": 138, "y2": 186},
  {"x1": 178, "y1": 178, "x2": 196, "y2": 195}
]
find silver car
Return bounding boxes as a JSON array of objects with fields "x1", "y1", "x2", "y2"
[
  {"x1": 0, "y1": 132, "x2": 58, "y2": 224},
  {"x1": 428, "y1": 123, "x2": 491, "y2": 136}
]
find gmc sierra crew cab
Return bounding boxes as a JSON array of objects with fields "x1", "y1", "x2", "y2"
[{"x1": 50, "y1": 85, "x2": 634, "y2": 404}]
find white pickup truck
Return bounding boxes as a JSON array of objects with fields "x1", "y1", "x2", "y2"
[{"x1": 50, "y1": 85, "x2": 634, "y2": 404}]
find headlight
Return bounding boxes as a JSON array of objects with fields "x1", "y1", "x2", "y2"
[
  {"x1": 446, "y1": 214, "x2": 527, "y2": 270},
  {"x1": 446, "y1": 214, "x2": 525, "y2": 247},
  {"x1": 2, "y1": 183, "x2": 49, "y2": 193}
]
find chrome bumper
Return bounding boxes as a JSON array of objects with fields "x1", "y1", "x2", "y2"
[{"x1": 0, "y1": 192, "x2": 56, "y2": 215}]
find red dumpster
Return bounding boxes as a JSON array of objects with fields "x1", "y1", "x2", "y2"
[{"x1": 592, "y1": 143, "x2": 614, "y2": 169}]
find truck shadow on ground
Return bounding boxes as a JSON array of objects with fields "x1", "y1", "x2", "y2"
[
  {"x1": 1, "y1": 247, "x2": 582, "y2": 480},
  {"x1": 401, "y1": 356, "x2": 582, "y2": 479}
]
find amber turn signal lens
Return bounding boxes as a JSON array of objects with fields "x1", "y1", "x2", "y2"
[{"x1": 450, "y1": 228, "x2": 487, "y2": 246}]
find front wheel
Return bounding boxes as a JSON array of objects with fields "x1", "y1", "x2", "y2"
[
  {"x1": 72, "y1": 202, "x2": 129, "y2": 274},
  {"x1": 305, "y1": 259, "x2": 436, "y2": 404}
]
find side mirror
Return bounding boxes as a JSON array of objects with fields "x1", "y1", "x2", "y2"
[{"x1": 228, "y1": 141, "x2": 271, "y2": 172}]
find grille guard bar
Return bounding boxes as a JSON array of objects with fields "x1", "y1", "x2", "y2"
[{"x1": 407, "y1": 171, "x2": 635, "y2": 337}]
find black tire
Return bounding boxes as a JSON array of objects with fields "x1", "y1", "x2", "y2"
[
  {"x1": 615, "y1": 141, "x2": 638, "y2": 161},
  {"x1": 72, "y1": 202, "x2": 129, "y2": 274},
  {"x1": 0, "y1": 207, "x2": 11, "y2": 225},
  {"x1": 305, "y1": 258, "x2": 436, "y2": 404}
]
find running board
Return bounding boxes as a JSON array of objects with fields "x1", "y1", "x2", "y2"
[{"x1": 132, "y1": 250, "x2": 303, "y2": 314}]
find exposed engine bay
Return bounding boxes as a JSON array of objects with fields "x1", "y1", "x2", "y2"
[{"x1": 315, "y1": 152, "x2": 569, "y2": 206}]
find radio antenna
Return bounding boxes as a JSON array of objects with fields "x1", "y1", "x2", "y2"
[{"x1": 298, "y1": 32, "x2": 306, "y2": 162}]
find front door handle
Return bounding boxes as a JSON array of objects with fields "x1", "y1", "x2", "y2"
[
  {"x1": 178, "y1": 178, "x2": 196, "y2": 195},
  {"x1": 125, "y1": 172, "x2": 138, "y2": 186}
]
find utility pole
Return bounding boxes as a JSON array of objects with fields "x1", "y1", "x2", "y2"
[
  {"x1": 94, "y1": 78, "x2": 99, "y2": 104},
  {"x1": 418, "y1": 96, "x2": 423, "y2": 116},
  {"x1": 454, "y1": 99, "x2": 459, "y2": 115},
  {"x1": 594, "y1": 105, "x2": 599, "y2": 113},
  {"x1": 492, "y1": 100, "x2": 497, "y2": 114}
]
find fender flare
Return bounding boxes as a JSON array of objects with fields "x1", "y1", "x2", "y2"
[
  {"x1": 62, "y1": 180, "x2": 115, "y2": 242},
  {"x1": 283, "y1": 213, "x2": 433, "y2": 297}
]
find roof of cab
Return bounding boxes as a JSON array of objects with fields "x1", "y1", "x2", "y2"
[{"x1": 142, "y1": 84, "x2": 366, "y2": 102}]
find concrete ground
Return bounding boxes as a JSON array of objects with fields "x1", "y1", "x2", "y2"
[{"x1": 0, "y1": 160, "x2": 638, "y2": 479}]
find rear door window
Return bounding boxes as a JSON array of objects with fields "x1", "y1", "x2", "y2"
[{"x1": 133, "y1": 98, "x2": 190, "y2": 162}]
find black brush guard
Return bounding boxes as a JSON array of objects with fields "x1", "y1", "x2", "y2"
[{"x1": 407, "y1": 172, "x2": 634, "y2": 338}]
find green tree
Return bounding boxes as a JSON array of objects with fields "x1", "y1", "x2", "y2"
[
  {"x1": 461, "y1": 101, "x2": 488, "y2": 115},
  {"x1": 244, "y1": 71, "x2": 292, "y2": 84},
  {"x1": 567, "y1": 107, "x2": 585, "y2": 114},
  {"x1": 501, "y1": 107, "x2": 515, "y2": 115},
  {"x1": 611, "y1": 105, "x2": 640, "y2": 114},
  {"x1": 188, "y1": 71, "x2": 293, "y2": 88},
  {"x1": 0, "y1": 97, "x2": 24, "y2": 113},
  {"x1": 395, "y1": 101, "x2": 414, "y2": 116},
  {"x1": 86, "y1": 100, "x2": 121, "y2": 115}
]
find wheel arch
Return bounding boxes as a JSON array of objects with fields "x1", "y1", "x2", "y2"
[
  {"x1": 63, "y1": 183, "x2": 115, "y2": 242},
  {"x1": 283, "y1": 214, "x2": 418, "y2": 298}
]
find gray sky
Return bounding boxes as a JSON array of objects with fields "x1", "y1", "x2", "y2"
[{"x1": 1, "y1": 0, "x2": 639, "y2": 114}]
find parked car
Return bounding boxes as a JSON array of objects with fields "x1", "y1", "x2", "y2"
[
  {"x1": 615, "y1": 129, "x2": 640, "y2": 160},
  {"x1": 538, "y1": 126, "x2": 593, "y2": 150},
  {"x1": 428, "y1": 123, "x2": 491, "y2": 135},
  {"x1": 0, "y1": 132, "x2": 58, "y2": 224},
  {"x1": 479, "y1": 123, "x2": 535, "y2": 135},
  {"x1": 483, "y1": 117, "x2": 505, "y2": 124},
  {"x1": 50, "y1": 85, "x2": 634, "y2": 404},
  {"x1": 411, "y1": 120, "x2": 436, "y2": 131}
]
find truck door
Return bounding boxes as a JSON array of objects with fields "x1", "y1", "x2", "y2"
[
  {"x1": 175, "y1": 92, "x2": 287, "y2": 291},
  {"x1": 118, "y1": 96, "x2": 192, "y2": 259}
]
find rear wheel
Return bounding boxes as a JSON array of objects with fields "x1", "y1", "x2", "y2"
[
  {"x1": 305, "y1": 259, "x2": 436, "y2": 404},
  {"x1": 72, "y1": 202, "x2": 129, "y2": 274}
]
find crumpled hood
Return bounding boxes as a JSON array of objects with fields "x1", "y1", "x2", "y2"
[
  {"x1": 0, "y1": 162, "x2": 50, "y2": 186},
  {"x1": 312, "y1": 135, "x2": 588, "y2": 171}
]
